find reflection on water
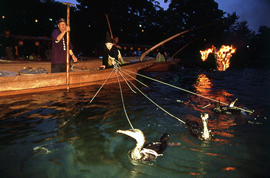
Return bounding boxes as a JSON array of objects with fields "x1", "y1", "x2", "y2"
[{"x1": 0, "y1": 68, "x2": 270, "y2": 177}]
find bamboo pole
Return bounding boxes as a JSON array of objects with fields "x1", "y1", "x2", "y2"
[
  {"x1": 140, "y1": 20, "x2": 222, "y2": 61},
  {"x1": 140, "y1": 30, "x2": 189, "y2": 61},
  {"x1": 105, "y1": 14, "x2": 113, "y2": 39},
  {"x1": 171, "y1": 39, "x2": 197, "y2": 60},
  {"x1": 62, "y1": 2, "x2": 74, "y2": 92}
]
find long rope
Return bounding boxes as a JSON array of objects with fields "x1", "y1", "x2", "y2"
[
  {"x1": 85, "y1": 68, "x2": 115, "y2": 107},
  {"x1": 118, "y1": 69, "x2": 137, "y2": 94},
  {"x1": 115, "y1": 69, "x2": 134, "y2": 129},
  {"x1": 119, "y1": 69, "x2": 186, "y2": 124},
  {"x1": 122, "y1": 68, "x2": 253, "y2": 113},
  {"x1": 119, "y1": 69, "x2": 148, "y2": 88}
]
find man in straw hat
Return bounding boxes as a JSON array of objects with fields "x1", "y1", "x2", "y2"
[{"x1": 51, "y1": 18, "x2": 77, "y2": 73}]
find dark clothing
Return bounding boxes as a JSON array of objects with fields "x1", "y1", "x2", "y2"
[
  {"x1": 51, "y1": 63, "x2": 67, "y2": 73},
  {"x1": 159, "y1": 47, "x2": 166, "y2": 56},
  {"x1": 5, "y1": 47, "x2": 15, "y2": 60},
  {"x1": 2, "y1": 36, "x2": 16, "y2": 48},
  {"x1": 102, "y1": 44, "x2": 118, "y2": 67},
  {"x1": 32, "y1": 44, "x2": 40, "y2": 56},
  {"x1": 51, "y1": 29, "x2": 73, "y2": 64},
  {"x1": 1, "y1": 36, "x2": 16, "y2": 60},
  {"x1": 31, "y1": 44, "x2": 46, "y2": 59},
  {"x1": 17, "y1": 45, "x2": 27, "y2": 58}
]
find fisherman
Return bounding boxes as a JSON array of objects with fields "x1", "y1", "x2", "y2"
[
  {"x1": 113, "y1": 36, "x2": 125, "y2": 65},
  {"x1": 17, "y1": 40, "x2": 27, "y2": 59},
  {"x1": 51, "y1": 18, "x2": 77, "y2": 73},
  {"x1": 100, "y1": 32, "x2": 118, "y2": 69},
  {"x1": 156, "y1": 44, "x2": 168, "y2": 62}
]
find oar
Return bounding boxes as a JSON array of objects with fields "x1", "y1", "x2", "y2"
[
  {"x1": 105, "y1": 14, "x2": 113, "y2": 39},
  {"x1": 62, "y1": 2, "x2": 74, "y2": 92}
]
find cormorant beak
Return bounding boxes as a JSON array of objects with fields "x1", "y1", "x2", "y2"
[
  {"x1": 229, "y1": 98, "x2": 238, "y2": 108},
  {"x1": 117, "y1": 129, "x2": 137, "y2": 138},
  {"x1": 117, "y1": 129, "x2": 145, "y2": 143},
  {"x1": 201, "y1": 113, "x2": 209, "y2": 122}
]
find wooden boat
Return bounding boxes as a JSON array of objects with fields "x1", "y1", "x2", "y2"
[
  {"x1": 0, "y1": 57, "x2": 155, "y2": 97},
  {"x1": 142, "y1": 59, "x2": 181, "y2": 72}
]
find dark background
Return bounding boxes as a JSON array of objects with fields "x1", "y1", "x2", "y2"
[{"x1": 0, "y1": 0, "x2": 269, "y2": 68}]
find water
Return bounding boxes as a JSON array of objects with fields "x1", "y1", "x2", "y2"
[{"x1": 0, "y1": 67, "x2": 270, "y2": 177}]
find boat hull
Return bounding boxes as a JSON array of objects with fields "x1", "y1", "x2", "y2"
[
  {"x1": 0, "y1": 59, "x2": 155, "y2": 96},
  {"x1": 142, "y1": 59, "x2": 181, "y2": 72}
]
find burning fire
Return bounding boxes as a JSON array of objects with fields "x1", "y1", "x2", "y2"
[
  {"x1": 200, "y1": 45, "x2": 236, "y2": 71},
  {"x1": 200, "y1": 48, "x2": 213, "y2": 61}
]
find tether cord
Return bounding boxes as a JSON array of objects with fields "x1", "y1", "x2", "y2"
[
  {"x1": 118, "y1": 70, "x2": 186, "y2": 124},
  {"x1": 118, "y1": 69, "x2": 137, "y2": 94},
  {"x1": 122, "y1": 68, "x2": 253, "y2": 113},
  {"x1": 119, "y1": 68, "x2": 148, "y2": 88},
  {"x1": 85, "y1": 68, "x2": 115, "y2": 107},
  {"x1": 115, "y1": 69, "x2": 134, "y2": 129}
]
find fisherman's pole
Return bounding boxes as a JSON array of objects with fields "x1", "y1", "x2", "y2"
[
  {"x1": 140, "y1": 30, "x2": 189, "y2": 61},
  {"x1": 62, "y1": 2, "x2": 74, "y2": 92},
  {"x1": 171, "y1": 39, "x2": 197, "y2": 60},
  {"x1": 105, "y1": 14, "x2": 113, "y2": 39},
  {"x1": 140, "y1": 20, "x2": 222, "y2": 61}
]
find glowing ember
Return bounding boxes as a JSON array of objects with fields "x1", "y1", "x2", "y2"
[{"x1": 200, "y1": 45, "x2": 236, "y2": 71}]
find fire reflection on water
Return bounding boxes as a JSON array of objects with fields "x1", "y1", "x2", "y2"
[
  {"x1": 176, "y1": 73, "x2": 245, "y2": 175},
  {"x1": 183, "y1": 73, "x2": 245, "y2": 144}
]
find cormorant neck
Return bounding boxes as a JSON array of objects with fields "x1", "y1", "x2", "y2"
[
  {"x1": 131, "y1": 139, "x2": 144, "y2": 160},
  {"x1": 202, "y1": 120, "x2": 210, "y2": 140}
]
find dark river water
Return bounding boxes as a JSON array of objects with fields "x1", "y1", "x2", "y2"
[{"x1": 0, "y1": 67, "x2": 270, "y2": 177}]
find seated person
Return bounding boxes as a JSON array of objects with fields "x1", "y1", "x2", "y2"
[
  {"x1": 100, "y1": 32, "x2": 119, "y2": 69},
  {"x1": 156, "y1": 44, "x2": 168, "y2": 62},
  {"x1": 29, "y1": 41, "x2": 41, "y2": 60},
  {"x1": 17, "y1": 40, "x2": 27, "y2": 59}
]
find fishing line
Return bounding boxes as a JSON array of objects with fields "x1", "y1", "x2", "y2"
[
  {"x1": 122, "y1": 68, "x2": 253, "y2": 113},
  {"x1": 119, "y1": 68, "x2": 148, "y2": 88},
  {"x1": 82, "y1": 68, "x2": 115, "y2": 109},
  {"x1": 118, "y1": 70, "x2": 186, "y2": 124},
  {"x1": 118, "y1": 68, "x2": 137, "y2": 94},
  {"x1": 116, "y1": 70, "x2": 134, "y2": 129},
  {"x1": 113, "y1": 63, "x2": 138, "y2": 93}
]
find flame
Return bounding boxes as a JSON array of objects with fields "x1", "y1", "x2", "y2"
[
  {"x1": 200, "y1": 45, "x2": 236, "y2": 71},
  {"x1": 200, "y1": 48, "x2": 213, "y2": 61}
]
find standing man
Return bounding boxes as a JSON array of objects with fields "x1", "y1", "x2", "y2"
[
  {"x1": 51, "y1": 18, "x2": 77, "y2": 73},
  {"x1": 1, "y1": 30, "x2": 18, "y2": 60},
  {"x1": 113, "y1": 37, "x2": 121, "y2": 50},
  {"x1": 113, "y1": 36, "x2": 125, "y2": 64}
]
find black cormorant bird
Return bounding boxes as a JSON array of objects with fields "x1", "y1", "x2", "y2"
[
  {"x1": 117, "y1": 129, "x2": 170, "y2": 161},
  {"x1": 186, "y1": 113, "x2": 213, "y2": 141},
  {"x1": 214, "y1": 98, "x2": 240, "y2": 114}
]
